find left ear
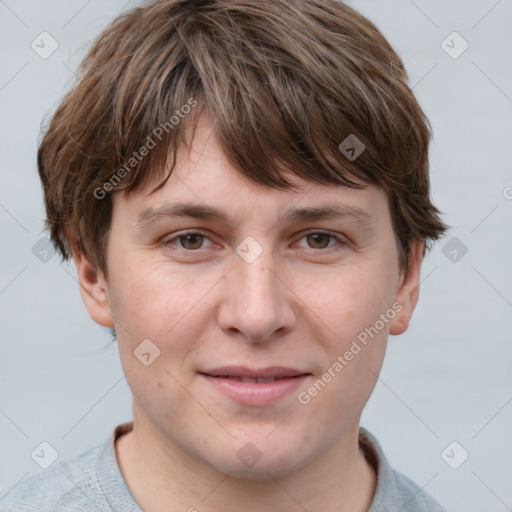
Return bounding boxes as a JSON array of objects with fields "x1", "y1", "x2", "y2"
[{"x1": 389, "y1": 239, "x2": 425, "y2": 335}]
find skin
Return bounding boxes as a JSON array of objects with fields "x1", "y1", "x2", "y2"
[{"x1": 71, "y1": 113, "x2": 424, "y2": 512}]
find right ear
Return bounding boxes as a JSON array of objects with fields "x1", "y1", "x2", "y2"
[{"x1": 66, "y1": 228, "x2": 114, "y2": 328}]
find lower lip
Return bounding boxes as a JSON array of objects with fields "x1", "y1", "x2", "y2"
[{"x1": 201, "y1": 374, "x2": 310, "y2": 406}]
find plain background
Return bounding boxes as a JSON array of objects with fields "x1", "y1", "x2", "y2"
[{"x1": 1, "y1": 1, "x2": 511, "y2": 510}]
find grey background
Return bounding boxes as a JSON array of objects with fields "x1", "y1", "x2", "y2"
[{"x1": 1, "y1": 0, "x2": 511, "y2": 510}]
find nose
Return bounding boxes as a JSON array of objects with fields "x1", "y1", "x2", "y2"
[{"x1": 217, "y1": 245, "x2": 297, "y2": 343}]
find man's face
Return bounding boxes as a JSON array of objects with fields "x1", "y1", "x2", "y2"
[{"x1": 79, "y1": 114, "x2": 420, "y2": 478}]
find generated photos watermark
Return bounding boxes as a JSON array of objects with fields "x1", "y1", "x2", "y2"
[
  {"x1": 297, "y1": 301, "x2": 402, "y2": 405},
  {"x1": 94, "y1": 97, "x2": 198, "y2": 200}
]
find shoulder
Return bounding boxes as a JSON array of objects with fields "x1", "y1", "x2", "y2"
[
  {"x1": 360, "y1": 427, "x2": 447, "y2": 512},
  {"x1": 385, "y1": 468, "x2": 447, "y2": 512},
  {"x1": 0, "y1": 442, "x2": 109, "y2": 512}
]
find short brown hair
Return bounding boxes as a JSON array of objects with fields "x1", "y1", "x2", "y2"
[{"x1": 38, "y1": 0, "x2": 449, "y2": 275}]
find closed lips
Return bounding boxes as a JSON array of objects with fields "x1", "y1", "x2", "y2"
[
  {"x1": 199, "y1": 367, "x2": 311, "y2": 382},
  {"x1": 200, "y1": 367, "x2": 312, "y2": 404},
  {"x1": 213, "y1": 376, "x2": 295, "y2": 383}
]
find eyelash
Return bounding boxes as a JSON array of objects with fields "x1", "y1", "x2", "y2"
[{"x1": 163, "y1": 230, "x2": 347, "y2": 253}]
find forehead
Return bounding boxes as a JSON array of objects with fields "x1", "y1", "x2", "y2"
[{"x1": 115, "y1": 114, "x2": 390, "y2": 229}]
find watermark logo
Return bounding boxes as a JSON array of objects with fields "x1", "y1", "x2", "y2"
[
  {"x1": 31, "y1": 32, "x2": 59, "y2": 59},
  {"x1": 237, "y1": 442, "x2": 263, "y2": 468},
  {"x1": 339, "y1": 134, "x2": 365, "y2": 161},
  {"x1": 442, "y1": 236, "x2": 468, "y2": 263},
  {"x1": 236, "y1": 236, "x2": 264, "y2": 264},
  {"x1": 441, "y1": 31, "x2": 469, "y2": 60},
  {"x1": 31, "y1": 441, "x2": 59, "y2": 469},
  {"x1": 134, "y1": 338, "x2": 161, "y2": 366},
  {"x1": 441, "y1": 441, "x2": 469, "y2": 469},
  {"x1": 32, "y1": 237, "x2": 56, "y2": 263}
]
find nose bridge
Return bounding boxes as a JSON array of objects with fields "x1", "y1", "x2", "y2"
[
  {"x1": 239, "y1": 252, "x2": 277, "y2": 306},
  {"x1": 218, "y1": 239, "x2": 295, "y2": 342}
]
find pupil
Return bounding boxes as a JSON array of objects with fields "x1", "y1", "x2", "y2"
[
  {"x1": 310, "y1": 233, "x2": 328, "y2": 248},
  {"x1": 182, "y1": 234, "x2": 202, "y2": 249}
]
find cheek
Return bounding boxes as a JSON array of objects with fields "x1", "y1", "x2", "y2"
[
  {"x1": 104, "y1": 264, "x2": 207, "y2": 391},
  {"x1": 315, "y1": 261, "x2": 396, "y2": 338},
  {"x1": 107, "y1": 255, "x2": 213, "y2": 338},
  {"x1": 304, "y1": 262, "x2": 394, "y2": 401}
]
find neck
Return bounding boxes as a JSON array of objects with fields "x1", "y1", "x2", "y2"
[{"x1": 115, "y1": 416, "x2": 376, "y2": 512}]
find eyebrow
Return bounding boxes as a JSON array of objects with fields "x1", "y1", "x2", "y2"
[{"x1": 135, "y1": 201, "x2": 375, "y2": 229}]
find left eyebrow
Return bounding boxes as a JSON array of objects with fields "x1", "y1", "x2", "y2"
[
  {"x1": 135, "y1": 201, "x2": 375, "y2": 229},
  {"x1": 281, "y1": 205, "x2": 375, "y2": 227}
]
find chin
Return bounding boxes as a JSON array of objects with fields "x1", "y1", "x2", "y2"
[
  {"x1": 215, "y1": 458, "x2": 306, "y2": 481},
  {"x1": 203, "y1": 439, "x2": 313, "y2": 480}
]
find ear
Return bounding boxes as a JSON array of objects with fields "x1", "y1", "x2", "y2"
[
  {"x1": 67, "y1": 229, "x2": 115, "y2": 328},
  {"x1": 389, "y1": 239, "x2": 425, "y2": 335}
]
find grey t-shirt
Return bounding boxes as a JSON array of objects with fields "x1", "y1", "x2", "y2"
[{"x1": 0, "y1": 422, "x2": 446, "y2": 511}]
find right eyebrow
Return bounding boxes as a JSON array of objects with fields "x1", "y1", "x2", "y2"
[{"x1": 136, "y1": 202, "x2": 230, "y2": 227}]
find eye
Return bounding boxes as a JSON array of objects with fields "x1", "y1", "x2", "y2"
[
  {"x1": 164, "y1": 231, "x2": 213, "y2": 251},
  {"x1": 163, "y1": 230, "x2": 346, "y2": 253},
  {"x1": 295, "y1": 231, "x2": 346, "y2": 251}
]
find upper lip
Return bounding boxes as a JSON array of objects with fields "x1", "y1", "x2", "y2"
[{"x1": 200, "y1": 366, "x2": 310, "y2": 379}]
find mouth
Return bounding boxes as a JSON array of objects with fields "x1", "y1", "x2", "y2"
[
  {"x1": 208, "y1": 376, "x2": 295, "y2": 383},
  {"x1": 198, "y1": 366, "x2": 312, "y2": 405},
  {"x1": 200, "y1": 365, "x2": 310, "y2": 380}
]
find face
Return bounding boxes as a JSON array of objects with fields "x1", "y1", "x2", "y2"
[{"x1": 76, "y1": 113, "x2": 423, "y2": 479}]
